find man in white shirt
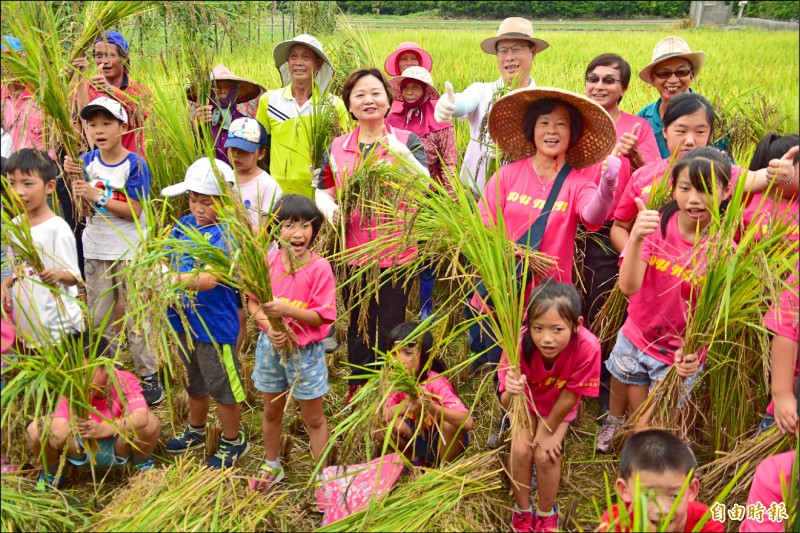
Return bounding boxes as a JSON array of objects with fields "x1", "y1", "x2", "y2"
[{"x1": 434, "y1": 17, "x2": 549, "y2": 192}]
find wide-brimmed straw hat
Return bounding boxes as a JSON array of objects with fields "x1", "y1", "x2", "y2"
[
  {"x1": 272, "y1": 34, "x2": 334, "y2": 94},
  {"x1": 185, "y1": 64, "x2": 265, "y2": 105},
  {"x1": 384, "y1": 42, "x2": 433, "y2": 77},
  {"x1": 488, "y1": 87, "x2": 616, "y2": 169},
  {"x1": 638, "y1": 36, "x2": 706, "y2": 84},
  {"x1": 389, "y1": 66, "x2": 439, "y2": 102},
  {"x1": 480, "y1": 17, "x2": 549, "y2": 56}
]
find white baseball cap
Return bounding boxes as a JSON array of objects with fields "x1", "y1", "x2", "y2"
[
  {"x1": 161, "y1": 157, "x2": 236, "y2": 197},
  {"x1": 80, "y1": 96, "x2": 128, "y2": 123}
]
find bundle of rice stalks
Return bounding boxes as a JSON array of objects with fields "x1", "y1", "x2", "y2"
[
  {"x1": 317, "y1": 450, "x2": 505, "y2": 532},
  {"x1": 698, "y1": 427, "x2": 794, "y2": 505},
  {"x1": 87, "y1": 458, "x2": 286, "y2": 532},
  {"x1": 306, "y1": 96, "x2": 345, "y2": 171},
  {"x1": 1, "y1": 475, "x2": 89, "y2": 532}
]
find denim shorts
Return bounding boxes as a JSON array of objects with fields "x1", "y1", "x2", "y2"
[
  {"x1": 606, "y1": 330, "x2": 702, "y2": 395},
  {"x1": 253, "y1": 332, "x2": 328, "y2": 400},
  {"x1": 67, "y1": 436, "x2": 128, "y2": 467},
  {"x1": 403, "y1": 418, "x2": 469, "y2": 466}
]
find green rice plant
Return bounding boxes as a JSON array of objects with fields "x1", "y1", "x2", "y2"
[
  {"x1": 0, "y1": 475, "x2": 89, "y2": 532},
  {"x1": 306, "y1": 95, "x2": 345, "y2": 171},
  {"x1": 326, "y1": 11, "x2": 378, "y2": 96},
  {"x1": 86, "y1": 457, "x2": 286, "y2": 532}
]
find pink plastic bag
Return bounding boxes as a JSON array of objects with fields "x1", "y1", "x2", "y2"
[{"x1": 316, "y1": 453, "x2": 405, "y2": 526}]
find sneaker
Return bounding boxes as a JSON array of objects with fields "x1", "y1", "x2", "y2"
[
  {"x1": 34, "y1": 471, "x2": 65, "y2": 491},
  {"x1": 536, "y1": 506, "x2": 559, "y2": 532},
  {"x1": 487, "y1": 428, "x2": 505, "y2": 449},
  {"x1": 757, "y1": 413, "x2": 775, "y2": 435},
  {"x1": 249, "y1": 460, "x2": 285, "y2": 492},
  {"x1": 134, "y1": 459, "x2": 154, "y2": 472},
  {"x1": 511, "y1": 504, "x2": 536, "y2": 533},
  {"x1": 530, "y1": 463, "x2": 537, "y2": 491},
  {"x1": 141, "y1": 373, "x2": 165, "y2": 407},
  {"x1": 165, "y1": 425, "x2": 206, "y2": 454},
  {"x1": 596, "y1": 417, "x2": 624, "y2": 454},
  {"x1": 207, "y1": 431, "x2": 250, "y2": 469},
  {"x1": 321, "y1": 336, "x2": 338, "y2": 353}
]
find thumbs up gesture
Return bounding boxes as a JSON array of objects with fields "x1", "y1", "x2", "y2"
[
  {"x1": 766, "y1": 145, "x2": 799, "y2": 187},
  {"x1": 615, "y1": 122, "x2": 641, "y2": 158},
  {"x1": 434, "y1": 81, "x2": 457, "y2": 123},
  {"x1": 630, "y1": 197, "x2": 660, "y2": 242},
  {"x1": 379, "y1": 124, "x2": 410, "y2": 158}
]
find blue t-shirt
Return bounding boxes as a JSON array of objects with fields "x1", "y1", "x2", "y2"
[{"x1": 166, "y1": 214, "x2": 239, "y2": 345}]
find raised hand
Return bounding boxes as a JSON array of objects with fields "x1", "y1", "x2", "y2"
[
  {"x1": 434, "y1": 81, "x2": 456, "y2": 123},
  {"x1": 630, "y1": 197, "x2": 660, "y2": 242}
]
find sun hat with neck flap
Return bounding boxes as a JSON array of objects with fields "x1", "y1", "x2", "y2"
[
  {"x1": 389, "y1": 66, "x2": 439, "y2": 102},
  {"x1": 272, "y1": 34, "x2": 335, "y2": 94},
  {"x1": 480, "y1": 17, "x2": 549, "y2": 55},
  {"x1": 488, "y1": 87, "x2": 616, "y2": 169},
  {"x1": 185, "y1": 64, "x2": 265, "y2": 105},
  {"x1": 638, "y1": 36, "x2": 706, "y2": 84},
  {"x1": 384, "y1": 42, "x2": 433, "y2": 77}
]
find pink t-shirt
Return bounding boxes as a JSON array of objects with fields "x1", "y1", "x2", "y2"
[
  {"x1": 53, "y1": 369, "x2": 147, "y2": 423},
  {"x1": 764, "y1": 269, "x2": 799, "y2": 416},
  {"x1": 1, "y1": 86, "x2": 45, "y2": 152},
  {"x1": 478, "y1": 158, "x2": 603, "y2": 284},
  {"x1": 255, "y1": 249, "x2": 337, "y2": 346},
  {"x1": 739, "y1": 451, "x2": 796, "y2": 532},
  {"x1": 616, "y1": 111, "x2": 660, "y2": 167},
  {"x1": 620, "y1": 214, "x2": 706, "y2": 365},
  {"x1": 497, "y1": 327, "x2": 600, "y2": 422},
  {"x1": 614, "y1": 158, "x2": 744, "y2": 222},
  {"x1": 741, "y1": 192, "x2": 799, "y2": 243},
  {"x1": 386, "y1": 370, "x2": 468, "y2": 417}
]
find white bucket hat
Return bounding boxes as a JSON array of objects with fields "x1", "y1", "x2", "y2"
[
  {"x1": 389, "y1": 66, "x2": 439, "y2": 102},
  {"x1": 272, "y1": 34, "x2": 334, "y2": 94},
  {"x1": 638, "y1": 36, "x2": 706, "y2": 84},
  {"x1": 161, "y1": 157, "x2": 236, "y2": 197}
]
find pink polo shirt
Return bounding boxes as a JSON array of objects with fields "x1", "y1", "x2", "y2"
[
  {"x1": 253, "y1": 249, "x2": 337, "y2": 346},
  {"x1": 386, "y1": 370, "x2": 468, "y2": 414},
  {"x1": 498, "y1": 327, "x2": 600, "y2": 422},
  {"x1": 53, "y1": 369, "x2": 147, "y2": 423},
  {"x1": 620, "y1": 214, "x2": 707, "y2": 365},
  {"x1": 764, "y1": 270, "x2": 799, "y2": 416}
]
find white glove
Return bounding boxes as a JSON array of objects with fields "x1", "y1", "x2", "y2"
[
  {"x1": 380, "y1": 126, "x2": 411, "y2": 158},
  {"x1": 310, "y1": 166, "x2": 322, "y2": 188},
  {"x1": 434, "y1": 81, "x2": 456, "y2": 123}
]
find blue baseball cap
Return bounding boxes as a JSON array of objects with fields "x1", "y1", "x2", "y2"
[
  {"x1": 94, "y1": 31, "x2": 129, "y2": 53},
  {"x1": 1, "y1": 36, "x2": 23, "y2": 54},
  {"x1": 224, "y1": 117, "x2": 268, "y2": 152}
]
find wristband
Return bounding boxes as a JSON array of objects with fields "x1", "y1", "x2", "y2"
[
  {"x1": 783, "y1": 166, "x2": 796, "y2": 187},
  {"x1": 94, "y1": 195, "x2": 108, "y2": 209}
]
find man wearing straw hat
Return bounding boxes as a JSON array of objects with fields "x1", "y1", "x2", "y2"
[
  {"x1": 255, "y1": 34, "x2": 349, "y2": 199},
  {"x1": 637, "y1": 36, "x2": 707, "y2": 158},
  {"x1": 434, "y1": 17, "x2": 548, "y2": 192}
]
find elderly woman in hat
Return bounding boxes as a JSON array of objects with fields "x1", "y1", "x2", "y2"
[
  {"x1": 469, "y1": 87, "x2": 622, "y2": 450},
  {"x1": 384, "y1": 42, "x2": 434, "y2": 114},
  {"x1": 255, "y1": 34, "x2": 349, "y2": 198},
  {"x1": 189, "y1": 64, "x2": 265, "y2": 165},
  {"x1": 433, "y1": 17, "x2": 547, "y2": 193},
  {"x1": 73, "y1": 31, "x2": 152, "y2": 157},
  {"x1": 316, "y1": 67, "x2": 430, "y2": 404},
  {"x1": 637, "y1": 36, "x2": 706, "y2": 159}
]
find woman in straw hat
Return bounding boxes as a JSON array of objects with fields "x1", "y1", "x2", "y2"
[
  {"x1": 468, "y1": 87, "x2": 622, "y2": 454},
  {"x1": 189, "y1": 64, "x2": 265, "y2": 165},
  {"x1": 636, "y1": 36, "x2": 707, "y2": 158},
  {"x1": 387, "y1": 65, "x2": 456, "y2": 320},
  {"x1": 255, "y1": 34, "x2": 350, "y2": 198},
  {"x1": 433, "y1": 17, "x2": 547, "y2": 193}
]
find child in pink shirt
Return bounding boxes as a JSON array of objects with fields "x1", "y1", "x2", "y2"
[
  {"x1": 739, "y1": 450, "x2": 797, "y2": 532},
  {"x1": 499, "y1": 279, "x2": 601, "y2": 533},
  {"x1": 378, "y1": 322, "x2": 474, "y2": 466},
  {"x1": 598, "y1": 147, "x2": 732, "y2": 453},
  {"x1": 247, "y1": 195, "x2": 336, "y2": 492}
]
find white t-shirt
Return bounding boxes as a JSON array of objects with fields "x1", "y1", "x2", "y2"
[
  {"x1": 8, "y1": 215, "x2": 83, "y2": 346},
  {"x1": 81, "y1": 150, "x2": 150, "y2": 260},
  {"x1": 458, "y1": 76, "x2": 537, "y2": 192},
  {"x1": 237, "y1": 170, "x2": 282, "y2": 227}
]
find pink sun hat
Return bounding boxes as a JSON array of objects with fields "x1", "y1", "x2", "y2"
[{"x1": 384, "y1": 42, "x2": 433, "y2": 77}]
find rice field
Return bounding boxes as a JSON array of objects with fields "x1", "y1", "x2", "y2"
[{"x1": 1, "y1": 5, "x2": 799, "y2": 532}]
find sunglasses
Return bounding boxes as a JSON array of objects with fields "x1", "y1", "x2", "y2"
[
  {"x1": 585, "y1": 74, "x2": 621, "y2": 85},
  {"x1": 652, "y1": 67, "x2": 693, "y2": 80}
]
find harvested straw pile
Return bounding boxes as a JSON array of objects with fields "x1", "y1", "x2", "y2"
[
  {"x1": 87, "y1": 458, "x2": 285, "y2": 532},
  {"x1": 1, "y1": 475, "x2": 88, "y2": 532}
]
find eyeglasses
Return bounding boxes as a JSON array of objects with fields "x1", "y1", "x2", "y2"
[
  {"x1": 652, "y1": 67, "x2": 693, "y2": 80},
  {"x1": 585, "y1": 74, "x2": 621, "y2": 85},
  {"x1": 496, "y1": 45, "x2": 531, "y2": 57}
]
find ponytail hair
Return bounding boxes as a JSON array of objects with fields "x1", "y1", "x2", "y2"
[
  {"x1": 749, "y1": 133, "x2": 800, "y2": 171},
  {"x1": 659, "y1": 147, "x2": 732, "y2": 236},
  {"x1": 521, "y1": 278, "x2": 582, "y2": 361}
]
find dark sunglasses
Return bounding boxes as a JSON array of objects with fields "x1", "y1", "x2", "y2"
[
  {"x1": 652, "y1": 67, "x2": 693, "y2": 80},
  {"x1": 585, "y1": 75, "x2": 621, "y2": 85}
]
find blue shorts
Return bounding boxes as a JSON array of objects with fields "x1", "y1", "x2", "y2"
[
  {"x1": 606, "y1": 331, "x2": 702, "y2": 397},
  {"x1": 253, "y1": 332, "x2": 328, "y2": 400},
  {"x1": 67, "y1": 436, "x2": 129, "y2": 467},
  {"x1": 403, "y1": 419, "x2": 469, "y2": 466}
]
